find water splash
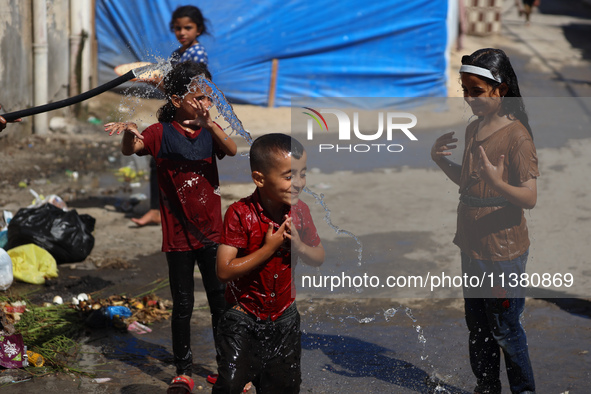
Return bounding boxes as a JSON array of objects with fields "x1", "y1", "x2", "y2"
[
  {"x1": 384, "y1": 306, "x2": 428, "y2": 358},
  {"x1": 346, "y1": 316, "x2": 375, "y2": 324},
  {"x1": 195, "y1": 75, "x2": 253, "y2": 145},
  {"x1": 303, "y1": 186, "x2": 364, "y2": 266}
]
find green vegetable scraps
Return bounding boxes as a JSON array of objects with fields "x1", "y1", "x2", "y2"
[{"x1": 2, "y1": 297, "x2": 88, "y2": 376}]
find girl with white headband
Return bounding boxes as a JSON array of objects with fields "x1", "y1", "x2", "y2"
[{"x1": 431, "y1": 48, "x2": 538, "y2": 394}]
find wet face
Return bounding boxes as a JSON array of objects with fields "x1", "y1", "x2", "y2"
[
  {"x1": 256, "y1": 150, "x2": 307, "y2": 207},
  {"x1": 172, "y1": 17, "x2": 201, "y2": 49},
  {"x1": 460, "y1": 73, "x2": 504, "y2": 118},
  {"x1": 173, "y1": 81, "x2": 212, "y2": 122}
]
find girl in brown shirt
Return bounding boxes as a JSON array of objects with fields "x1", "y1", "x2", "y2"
[{"x1": 431, "y1": 48, "x2": 537, "y2": 394}]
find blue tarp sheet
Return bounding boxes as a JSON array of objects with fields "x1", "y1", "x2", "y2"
[{"x1": 96, "y1": 0, "x2": 448, "y2": 107}]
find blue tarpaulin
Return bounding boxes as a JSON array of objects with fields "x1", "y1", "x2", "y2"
[{"x1": 96, "y1": 0, "x2": 448, "y2": 107}]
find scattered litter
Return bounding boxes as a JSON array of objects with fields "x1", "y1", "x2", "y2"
[
  {"x1": 6, "y1": 203, "x2": 95, "y2": 264},
  {"x1": 8, "y1": 244, "x2": 58, "y2": 285},
  {"x1": 0, "y1": 333, "x2": 27, "y2": 368},
  {"x1": 92, "y1": 377, "x2": 112, "y2": 383},
  {"x1": 81, "y1": 292, "x2": 171, "y2": 330},
  {"x1": 0, "y1": 248, "x2": 14, "y2": 290},
  {"x1": 115, "y1": 166, "x2": 145, "y2": 182},
  {"x1": 127, "y1": 321, "x2": 152, "y2": 334},
  {"x1": 28, "y1": 189, "x2": 67, "y2": 210},
  {"x1": 129, "y1": 193, "x2": 147, "y2": 201},
  {"x1": 65, "y1": 170, "x2": 79, "y2": 181},
  {"x1": 26, "y1": 350, "x2": 45, "y2": 367},
  {"x1": 87, "y1": 116, "x2": 102, "y2": 125}
]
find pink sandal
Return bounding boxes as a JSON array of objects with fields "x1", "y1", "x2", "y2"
[{"x1": 167, "y1": 375, "x2": 194, "y2": 393}]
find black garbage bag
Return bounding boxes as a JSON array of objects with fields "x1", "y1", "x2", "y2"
[{"x1": 5, "y1": 203, "x2": 95, "y2": 263}]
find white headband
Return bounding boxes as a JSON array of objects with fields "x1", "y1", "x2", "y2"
[{"x1": 459, "y1": 65, "x2": 502, "y2": 83}]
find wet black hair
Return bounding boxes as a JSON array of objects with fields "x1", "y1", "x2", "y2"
[
  {"x1": 461, "y1": 48, "x2": 532, "y2": 137},
  {"x1": 157, "y1": 61, "x2": 212, "y2": 123},
  {"x1": 250, "y1": 133, "x2": 305, "y2": 174},
  {"x1": 169, "y1": 5, "x2": 208, "y2": 36}
]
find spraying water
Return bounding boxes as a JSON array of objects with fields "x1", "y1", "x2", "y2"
[
  {"x1": 195, "y1": 75, "x2": 253, "y2": 145},
  {"x1": 302, "y1": 186, "x2": 364, "y2": 266}
]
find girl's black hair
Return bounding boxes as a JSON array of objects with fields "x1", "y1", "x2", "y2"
[
  {"x1": 462, "y1": 48, "x2": 532, "y2": 137},
  {"x1": 250, "y1": 133, "x2": 305, "y2": 174},
  {"x1": 157, "y1": 61, "x2": 212, "y2": 123},
  {"x1": 169, "y1": 5, "x2": 208, "y2": 36}
]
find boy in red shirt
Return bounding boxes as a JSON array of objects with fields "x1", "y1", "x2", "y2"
[{"x1": 214, "y1": 133, "x2": 325, "y2": 393}]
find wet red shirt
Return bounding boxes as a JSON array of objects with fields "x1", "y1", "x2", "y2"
[
  {"x1": 221, "y1": 189, "x2": 321, "y2": 321},
  {"x1": 138, "y1": 122, "x2": 225, "y2": 252}
]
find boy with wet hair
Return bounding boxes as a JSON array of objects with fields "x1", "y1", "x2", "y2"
[{"x1": 214, "y1": 133, "x2": 325, "y2": 394}]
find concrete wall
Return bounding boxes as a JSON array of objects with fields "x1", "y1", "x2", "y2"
[
  {"x1": 0, "y1": 0, "x2": 96, "y2": 144},
  {"x1": 0, "y1": 0, "x2": 34, "y2": 140},
  {"x1": 46, "y1": 0, "x2": 70, "y2": 105}
]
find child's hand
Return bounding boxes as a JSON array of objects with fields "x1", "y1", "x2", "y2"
[
  {"x1": 264, "y1": 220, "x2": 288, "y2": 251},
  {"x1": 283, "y1": 215, "x2": 304, "y2": 254},
  {"x1": 183, "y1": 97, "x2": 213, "y2": 129},
  {"x1": 478, "y1": 145, "x2": 504, "y2": 188},
  {"x1": 431, "y1": 131, "x2": 458, "y2": 162},
  {"x1": 104, "y1": 122, "x2": 143, "y2": 140}
]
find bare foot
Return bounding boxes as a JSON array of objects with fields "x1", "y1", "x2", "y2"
[{"x1": 131, "y1": 209, "x2": 161, "y2": 226}]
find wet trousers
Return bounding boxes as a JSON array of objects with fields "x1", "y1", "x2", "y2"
[
  {"x1": 166, "y1": 245, "x2": 227, "y2": 376},
  {"x1": 213, "y1": 302, "x2": 301, "y2": 394},
  {"x1": 149, "y1": 157, "x2": 158, "y2": 210},
  {"x1": 462, "y1": 251, "x2": 536, "y2": 394}
]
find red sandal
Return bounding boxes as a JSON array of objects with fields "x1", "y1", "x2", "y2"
[
  {"x1": 206, "y1": 374, "x2": 251, "y2": 392},
  {"x1": 167, "y1": 375, "x2": 194, "y2": 393},
  {"x1": 206, "y1": 374, "x2": 218, "y2": 385}
]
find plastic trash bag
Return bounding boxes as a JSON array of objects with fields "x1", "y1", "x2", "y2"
[
  {"x1": 7, "y1": 244, "x2": 58, "y2": 285},
  {"x1": 0, "y1": 248, "x2": 13, "y2": 290},
  {"x1": 5, "y1": 203, "x2": 95, "y2": 264},
  {"x1": 85, "y1": 305, "x2": 132, "y2": 328}
]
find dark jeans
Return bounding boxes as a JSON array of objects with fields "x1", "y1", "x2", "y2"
[
  {"x1": 462, "y1": 251, "x2": 535, "y2": 394},
  {"x1": 149, "y1": 157, "x2": 158, "y2": 210},
  {"x1": 213, "y1": 302, "x2": 301, "y2": 394},
  {"x1": 166, "y1": 245, "x2": 227, "y2": 376}
]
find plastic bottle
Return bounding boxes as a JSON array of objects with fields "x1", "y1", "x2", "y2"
[{"x1": 0, "y1": 248, "x2": 13, "y2": 291}]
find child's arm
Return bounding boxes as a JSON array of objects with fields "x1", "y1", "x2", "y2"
[
  {"x1": 183, "y1": 98, "x2": 237, "y2": 157},
  {"x1": 431, "y1": 131, "x2": 462, "y2": 186},
  {"x1": 284, "y1": 217, "x2": 325, "y2": 267},
  {"x1": 478, "y1": 146, "x2": 537, "y2": 209},
  {"x1": 217, "y1": 220, "x2": 288, "y2": 283},
  {"x1": 104, "y1": 122, "x2": 145, "y2": 156}
]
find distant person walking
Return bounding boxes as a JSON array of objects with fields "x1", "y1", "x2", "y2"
[{"x1": 516, "y1": 0, "x2": 540, "y2": 25}]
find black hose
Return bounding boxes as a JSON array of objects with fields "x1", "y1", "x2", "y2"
[{"x1": 1, "y1": 70, "x2": 136, "y2": 122}]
